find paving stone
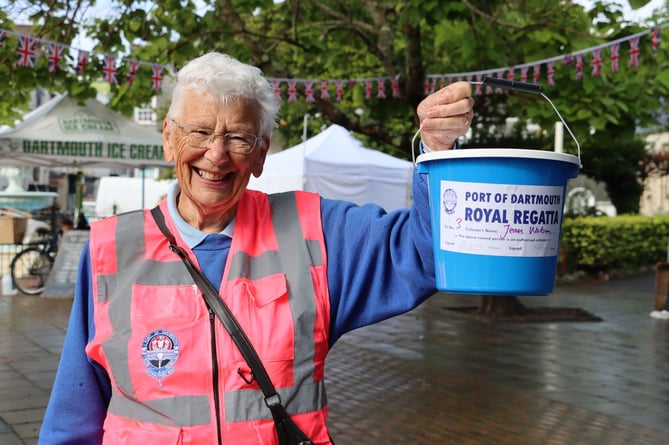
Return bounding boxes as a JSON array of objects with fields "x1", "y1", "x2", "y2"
[
  {"x1": 12, "y1": 422, "x2": 41, "y2": 441},
  {"x1": 0, "y1": 433, "x2": 24, "y2": 445},
  {"x1": 2, "y1": 272, "x2": 669, "y2": 444},
  {"x1": 0, "y1": 418, "x2": 11, "y2": 433},
  {"x1": 1, "y1": 408, "x2": 45, "y2": 425}
]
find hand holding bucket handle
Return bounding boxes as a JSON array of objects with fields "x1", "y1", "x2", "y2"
[
  {"x1": 413, "y1": 77, "x2": 582, "y2": 167},
  {"x1": 416, "y1": 81, "x2": 474, "y2": 153}
]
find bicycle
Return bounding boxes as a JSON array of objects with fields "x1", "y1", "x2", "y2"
[{"x1": 10, "y1": 227, "x2": 59, "y2": 295}]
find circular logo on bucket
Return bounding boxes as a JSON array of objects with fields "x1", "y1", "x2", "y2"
[{"x1": 442, "y1": 188, "x2": 457, "y2": 214}]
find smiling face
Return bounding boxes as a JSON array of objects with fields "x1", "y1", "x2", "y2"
[{"x1": 162, "y1": 91, "x2": 270, "y2": 232}]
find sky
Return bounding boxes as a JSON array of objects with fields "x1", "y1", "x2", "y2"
[{"x1": 574, "y1": 0, "x2": 666, "y2": 20}]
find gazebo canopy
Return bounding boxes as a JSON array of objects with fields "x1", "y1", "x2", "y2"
[{"x1": 0, "y1": 94, "x2": 168, "y2": 168}]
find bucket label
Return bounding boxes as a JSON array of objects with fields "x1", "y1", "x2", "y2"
[{"x1": 439, "y1": 180, "x2": 564, "y2": 257}]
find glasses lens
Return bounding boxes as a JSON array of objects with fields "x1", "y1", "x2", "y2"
[
  {"x1": 226, "y1": 134, "x2": 256, "y2": 154},
  {"x1": 176, "y1": 123, "x2": 257, "y2": 153},
  {"x1": 179, "y1": 125, "x2": 211, "y2": 148}
]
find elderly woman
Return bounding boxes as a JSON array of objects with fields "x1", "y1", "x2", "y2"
[{"x1": 40, "y1": 52, "x2": 473, "y2": 444}]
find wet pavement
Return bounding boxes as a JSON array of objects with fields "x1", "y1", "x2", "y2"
[{"x1": 1, "y1": 271, "x2": 669, "y2": 444}]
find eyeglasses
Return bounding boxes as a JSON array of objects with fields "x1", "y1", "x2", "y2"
[{"x1": 171, "y1": 120, "x2": 261, "y2": 155}]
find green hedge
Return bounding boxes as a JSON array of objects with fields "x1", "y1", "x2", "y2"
[{"x1": 559, "y1": 215, "x2": 669, "y2": 273}]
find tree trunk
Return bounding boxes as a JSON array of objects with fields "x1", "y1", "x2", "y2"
[{"x1": 478, "y1": 295, "x2": 529, "y2": 318}]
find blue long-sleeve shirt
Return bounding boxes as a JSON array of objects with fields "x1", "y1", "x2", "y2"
[{"x1": 39, "y1": 170, "x2": 437, "y2": 444}]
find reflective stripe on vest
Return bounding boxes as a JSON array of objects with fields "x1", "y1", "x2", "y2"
[
  {"x1": 95, "y1": 210, "x2": 212, "y2": 427},
  {"x1": 90, "y1": 191, "x2": 328, "y2": 430},
  {"x1": 225, "y1": 193, "x2": 325, "y2": 421}
]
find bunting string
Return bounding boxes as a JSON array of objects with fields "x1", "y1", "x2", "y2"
[{"x1": 0, "y1": 23, "x2": 666, "y2": 102}]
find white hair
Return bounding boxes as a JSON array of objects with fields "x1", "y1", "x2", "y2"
[{"x1": 167, "y1": 52, "x2": 280, "y2": 138}]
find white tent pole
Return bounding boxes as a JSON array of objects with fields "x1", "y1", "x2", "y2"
[
  {"x1": 141, "y1": 167, "x2": 146, "y2": 208},
  {"x1": 302, "y1": 114, "x2": 309, "y2": 190},
  {"x1": 302, "y1": 114, "x2": 308, "y2": 143},
  {"x1": 554, "y1": 121, "x2": 564, "y2": 153},
  {"x1": 76, "y1": 169, "x2": 83, "y2": 220}
]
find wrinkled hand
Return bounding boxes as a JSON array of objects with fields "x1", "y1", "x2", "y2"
[{"x1": 417, "y1": 81, "x2": 474, "y2": 151}]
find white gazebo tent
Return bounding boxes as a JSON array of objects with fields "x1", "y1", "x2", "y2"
[
  {"x1": 0, "y1": 93, "x2": 167, "y2": 169},
  {"x1": 0, "y1": 94, "x2": 169, "y2": 213},
  {"x1": 248, "y1": 124, "x2": 414, "y2": 211}
]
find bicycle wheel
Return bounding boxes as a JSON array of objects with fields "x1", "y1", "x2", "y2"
[{"x1": 10, "y1": 247, "x2": 54, "y2": 295}]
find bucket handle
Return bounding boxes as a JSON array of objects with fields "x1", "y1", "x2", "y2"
[{"x1": 412, "y1": 77, "x2": 581, "y2": 167}]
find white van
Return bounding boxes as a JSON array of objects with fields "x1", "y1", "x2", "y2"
[{"x1": 94, "y1": 176, "x2": 171, "y2": 218}]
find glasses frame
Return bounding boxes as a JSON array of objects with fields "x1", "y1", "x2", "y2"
[{"x1": 171, "y1": 119, "x2": 261, "y2": 155}]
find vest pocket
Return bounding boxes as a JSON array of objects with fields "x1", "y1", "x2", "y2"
[
  {"x1": 244, "y1": 273, "x2": 288, "y2": 307},
  {"x1": 131, "y1": 284, "x2": 201, "y2": 320},
  {"x1": 224, "y1": 273, "x2": 294, "y2": 363},
  {"x1": 126, "y1": 284, "x2": 210, "y2": 398}
]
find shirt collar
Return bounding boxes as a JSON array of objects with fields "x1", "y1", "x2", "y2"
[{"x1": 166, "y1": 180, "x2": 235, "y2": 249}]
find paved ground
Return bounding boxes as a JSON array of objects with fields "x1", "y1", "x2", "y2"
[{"x1": 1, "y1": 271, "x2": 669, "y2": 444}]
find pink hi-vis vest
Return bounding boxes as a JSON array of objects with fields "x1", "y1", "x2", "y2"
[{"x1": 86, "y1": 190, "x2": 332, "y2": 444}]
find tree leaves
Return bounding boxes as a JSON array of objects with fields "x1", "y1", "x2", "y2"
[{"x1": 2, "y1": 0, "x2": 668, "y2": 213}]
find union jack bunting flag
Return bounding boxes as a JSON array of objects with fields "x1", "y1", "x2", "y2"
[
  {"x1": 532, "y1": 64, "x2": 541, "y2": 84},
  {"x1": 77, "y1": 50, "x2": 89, "y2": 74},
  {"x1": 17, "y1": 36, "x2": 36, "y2": 67},
  {"x1": 629, "y1": 36, "x2": 640, "y2": 67},
  {"x1": 151, "y1": 64, "x2": 163, "y2": 91},
  {"x1": 287, "y1": 79, "x2": 297, "y2": 103},
  {"x1": 610, "y1": 42, "x2": 620, "y2": 72},
  {"x1": 272, "y1": 79, "x2": 282, "y2": 102},
  {"x1": 127, "y1": 60, "x2": 140, "y2": 85},
  {"x1": 365, "y1": 79, "x2": 373, "y2": 99},
  {"x1": 563, "y1": 53, "x2": 573, "y2": 67},
  {"x1": 506, "y1": 67, "x2": 515, "y2": 81},
  {"x1": 391, "y1": 76, "x2": 400, "y2": 98},
  {"x1": 319, "y1": 80, "x2": 330, "y2": 100},
  {"x1": 575, "y1": 53, "x2": 584, "y2": 80},
  {"x1": 520, "y1": 66, "x2": 529, "y2": 82},
  {"x1": 47, "y1": 43, "x2": 64, "y2": 72},
  {"x1": 102, "y1": 56, "x2": 118, "y2": 84},
  {"x1": 304, "y1": 80, "x2": 315, "y2": 103},
  {"x1": 591, "y1": 48, "x2": 602, "y2": 77},
  {"x1": 546, "y1": 61, "x2": 555, "y2": 86},
  {"x1": 652, "y1": 28, "x2": 661, "y2": 54},
  {"x1": 376, "y1": 79, "x2": 386, "y2": 99},
  {"x1": 336, "y1": 79, "x2": 345, "y2": 101}
]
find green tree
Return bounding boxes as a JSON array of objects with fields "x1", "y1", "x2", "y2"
[
  {"x1": 2, "y1": 0, "x2": 667, "y2": 206},
  {"x1": 2, "y1": 0, "x2": 668, "y2": 315}
]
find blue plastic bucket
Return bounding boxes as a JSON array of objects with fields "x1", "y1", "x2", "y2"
[{"x1": 416, "y1": 148, "x2": 580, "y2": 296}]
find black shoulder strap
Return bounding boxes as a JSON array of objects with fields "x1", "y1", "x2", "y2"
[
  {"x1": 150, "y1": 206, "x2": 313, "y2": 445},
  {"x1": 150, "y1": 207, "x2": 277, "y2": 399}
]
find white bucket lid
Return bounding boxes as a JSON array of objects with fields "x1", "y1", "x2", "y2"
[{"x1": 416, "y1": 148, "x2": 581, "y2": 167}]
